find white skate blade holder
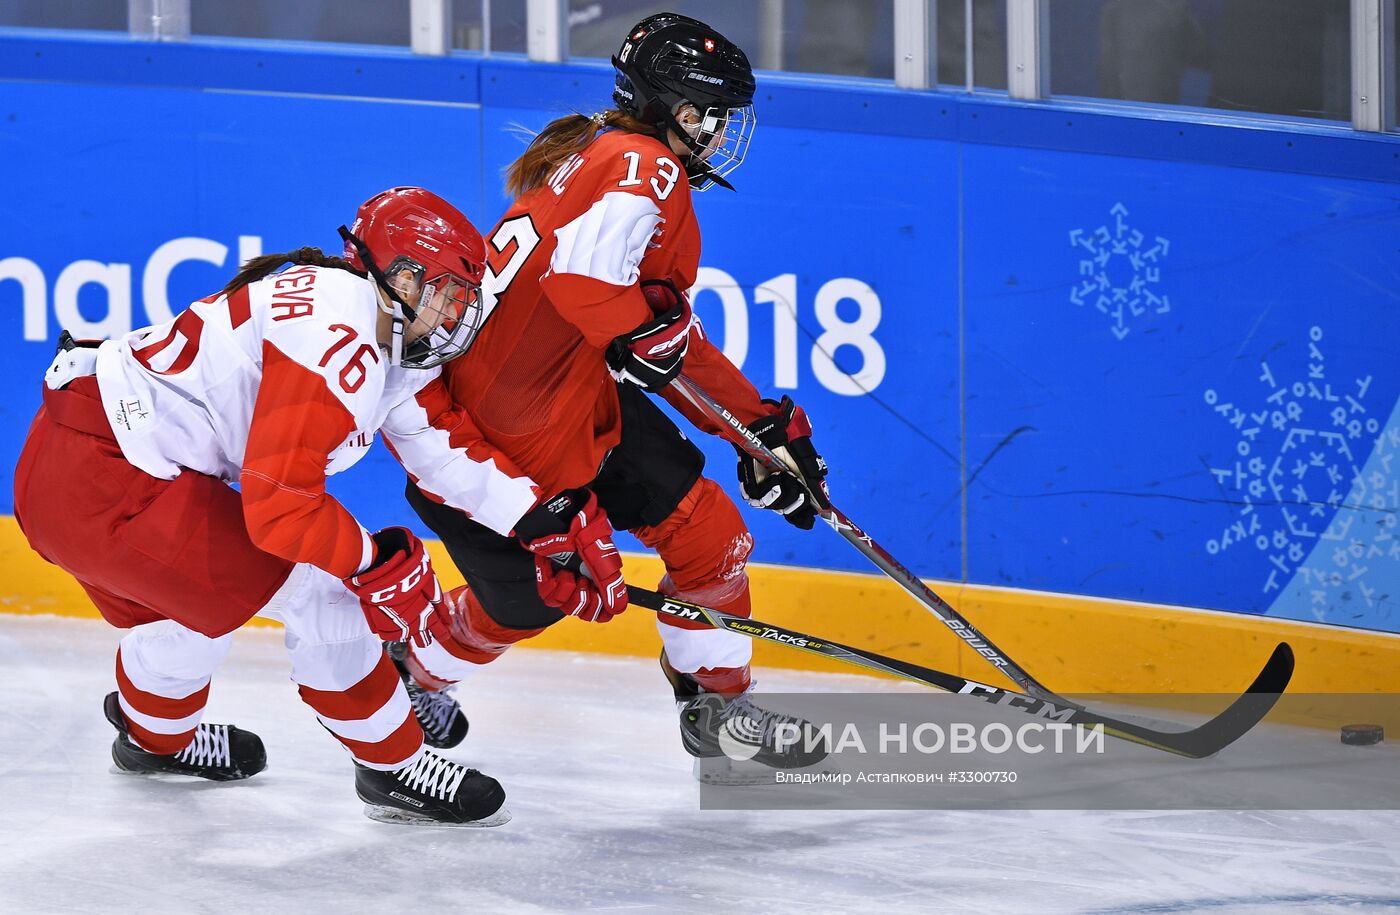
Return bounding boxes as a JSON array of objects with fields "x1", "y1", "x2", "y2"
[{"x1": 362, "y1": 804, "x2": 513, "y2": 828}]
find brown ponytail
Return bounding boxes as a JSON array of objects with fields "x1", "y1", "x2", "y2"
[
  {"x1": 221, "y1": 246, "x2": 364, "y2": 297},
  {"x1": 504, "y1": 109, "x2": 657, "y2": 199}
]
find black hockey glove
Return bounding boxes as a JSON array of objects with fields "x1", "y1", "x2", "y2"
[
  {"x1": 736, "y1": 397, "x2": 830, "y2": 531},
  {"x1": 606, "y1": 279, "x2": 693, "y2": 392}
]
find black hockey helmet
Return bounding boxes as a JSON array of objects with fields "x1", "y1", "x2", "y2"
[{"x1": 611, "y1": 12, "x2": 756, "y2": 192}]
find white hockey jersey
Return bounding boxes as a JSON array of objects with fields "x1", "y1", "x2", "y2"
[{"x1": 92, "y1": 263, "x2": 540, "y2": 578}]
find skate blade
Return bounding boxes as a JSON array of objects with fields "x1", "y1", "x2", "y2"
[
  {"x1": 362, "y1": 803, "x2": 512, "y2": 828},
  {"x1": 691, "y1": 755, "x2": 843, "y2": 787},
  {"x1": 107, "y1": 764, "x2": 261, "y2": 782}
]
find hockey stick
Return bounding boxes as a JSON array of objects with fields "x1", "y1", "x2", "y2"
[
  {"x1": 631, "y1": 583, "x2": 1295, "y2": 759},
  {"x1": 670, "y1": 373, "x2": 1060, "y2": 701}
]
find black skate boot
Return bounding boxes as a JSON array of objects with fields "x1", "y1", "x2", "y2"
[
  {"x1": 103, "y1": 691, "x2": 266, "y2": 781},
  {"x1": 662, "y1": 653, "x2": 832, "y2": 785},
  {"x1": 354, "y1": 751, "x2": 509, "y2": 827},
  {"x1": 387, "y1": 642, "x2": 468, "y2": 749}
]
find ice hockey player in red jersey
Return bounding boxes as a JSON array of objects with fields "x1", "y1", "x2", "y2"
[
  {"x1": 399, "y1": 13, "x2": 832, "y2": 780},
  {"x1": 11, "y1": 187, "x2": 624, "y2": 823}
]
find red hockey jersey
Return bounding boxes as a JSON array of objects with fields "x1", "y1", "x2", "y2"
[{"x1": 443, "y1": 128, "x2": 766, "y2": 495}]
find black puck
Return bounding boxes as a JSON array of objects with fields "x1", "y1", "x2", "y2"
[{"x1": 1340, "y1": 724, "x2": 1384, "y2": 746}]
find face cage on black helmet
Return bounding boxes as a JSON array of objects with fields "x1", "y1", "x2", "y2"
[
  {"x1": 381, "y1": 254, "x2": 485, "y2": 369},
  {"x1": 674, "y1": 101, "x2": 755, "y2": 191}
]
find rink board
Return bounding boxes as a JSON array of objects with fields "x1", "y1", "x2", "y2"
[
  {"x1": 1, "y1": 32, "x2": 1400, "y2": 661},
  {"x1": 4, "y1": 515, "x2": 1396, "y2": 698}
]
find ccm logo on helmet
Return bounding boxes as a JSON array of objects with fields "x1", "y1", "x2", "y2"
[{"x1": 414, "y1": 238, "x2": 441, "y2": 253}]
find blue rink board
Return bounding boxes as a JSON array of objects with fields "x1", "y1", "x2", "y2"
[
  {"x1": 1, "y1": 32, "x2": 1398, "y2": 632},
  {"x1": 963, "y1": 145, "x2": 1400, "y2": 627}
]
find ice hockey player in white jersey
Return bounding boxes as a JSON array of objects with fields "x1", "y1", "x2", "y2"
[{"x1": 12, "y1": 186, "x2": 627, "y2": 826}]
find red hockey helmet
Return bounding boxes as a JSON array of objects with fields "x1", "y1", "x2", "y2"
[{"x1": 339, "y1": 187, "x2": 487, "y2": 369}]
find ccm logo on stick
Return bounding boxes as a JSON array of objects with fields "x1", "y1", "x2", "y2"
[{"x1": 660, "y1": 600, "x2": 703, "y2": 621}]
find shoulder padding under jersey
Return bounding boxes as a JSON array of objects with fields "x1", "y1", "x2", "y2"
[
  {"x1": 549, "y1": 190, "x2": 664, "y2": 288},
  {"x1": 255, "y1": 265, "x2": 385, "y2": 422}
]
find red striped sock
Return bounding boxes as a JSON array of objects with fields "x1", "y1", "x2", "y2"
[
  {"x1": 115, "y1": 647, "x2": 208, "y2": 755},
  {"x1": 298, "y1": 651, "x2": 423, "y2": 768}
]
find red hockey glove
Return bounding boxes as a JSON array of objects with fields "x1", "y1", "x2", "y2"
[
  {"x1": 514, "y1": 489, "x2": 628, "y2": 619},
  {"x1": 533, "y1": 556, "x2": 623, "y2": 623},
  {"x1": 344, "y1": 527, "x2": 443, "y2": 649},
  {"x1": 736, "y1": 397, "x2": 831, "y2": 531},
  {"x1": 606, "y1": 279, "x2": 693, "y2": 392}
]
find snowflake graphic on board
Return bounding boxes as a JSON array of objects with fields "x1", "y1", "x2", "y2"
[
  {"x1": 1069, "y1": 202, "x2": 1171, "y2": 340},
  {"x1": 1204, "y1": 325, "x2": 1399, "y2": 617}
]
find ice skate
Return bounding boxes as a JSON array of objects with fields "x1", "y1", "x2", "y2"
[
  {"x1": 387, "y1": 641, "x2": 468, "y2": 749},
  {"x1": 663, "y1": 657, "x2": 833, "y2": 786},
  {"x1": 103, "y1": 691, "x2": 267, "y2": 782},
  {"x1": 355, "y1": 751, "x2": 509, "y2": 827}
]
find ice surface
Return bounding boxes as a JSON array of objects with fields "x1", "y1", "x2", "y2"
[{"x1": 1, "y1": 615, "x2": 1397, "y2": 914}]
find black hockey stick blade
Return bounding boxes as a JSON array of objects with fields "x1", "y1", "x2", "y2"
[
  {"x1": 1064, "y1": 641, "x2": 1294, "y2": 758},
  {"x1": 631, "y1": 585, "x2": 1295, "y2": 759}
]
